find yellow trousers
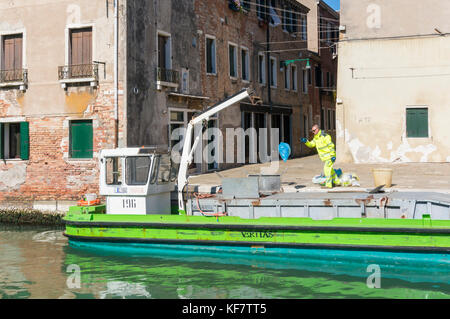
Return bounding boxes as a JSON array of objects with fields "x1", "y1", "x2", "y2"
[{"x1": 323, "y1": 160, "x2": 340, "y2": 188}]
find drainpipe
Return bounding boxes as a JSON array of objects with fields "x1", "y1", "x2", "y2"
[{"x1": 114, "y1": 0, "x2": 119, "y2": 148}]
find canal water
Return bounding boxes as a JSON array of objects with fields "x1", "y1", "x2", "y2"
[{"x1": 0, "y1": 224, "x2": 449, "y2": 299}]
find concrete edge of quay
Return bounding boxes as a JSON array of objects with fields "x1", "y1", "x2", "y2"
[{"x1": 0, "y1": 206, "x2": 67, "y2": 227}]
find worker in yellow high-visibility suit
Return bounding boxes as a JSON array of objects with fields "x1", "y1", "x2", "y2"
[{"x1": 301, "y1": 124, "x2": 340, "y2": 188}]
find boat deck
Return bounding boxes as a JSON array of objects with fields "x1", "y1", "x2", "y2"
[{"x1": 187, "y1": 191, "x2": 450, "y2": 220}]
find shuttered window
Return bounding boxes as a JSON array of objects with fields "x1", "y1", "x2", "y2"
[
  {"x1": 2, "y1": 34, "x2": 22, "y2": 71},
  {"x1": 70, "y1": 120, "x2": 93, "y2": 159},
  {"x1": 406, "y1": 108, "x2": 428, "y2": 138},
  {"x1": 0, "y1": 122, "x2": 29, "y2": 160},
  {"x1": 70, "y1": 28, "x2": 92, "y2": 66}
]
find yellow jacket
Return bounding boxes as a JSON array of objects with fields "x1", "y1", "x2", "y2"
[{"x1": 305, "y1": 130, "x2": 336, "y2": 162}]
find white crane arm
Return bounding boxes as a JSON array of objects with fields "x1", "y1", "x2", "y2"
[{"x1": 177, "y1": 88, "x2": 252, "y2": 214}]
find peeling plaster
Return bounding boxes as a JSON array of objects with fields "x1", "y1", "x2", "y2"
[
  {"x1": 0, "y1": 163, "x2": 27, "y2": 191},
  {"x1": 337, "y1": 120, "x2": 438, "y2": 163}
]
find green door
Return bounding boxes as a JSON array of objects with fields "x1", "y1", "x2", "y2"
[{"x1": 70, "y1": 120, "x2": 93, "y2": 158}]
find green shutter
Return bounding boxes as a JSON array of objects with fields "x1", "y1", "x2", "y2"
[
  {"x1": 71, "y1": 120, "x2": 93, "y2": 158},
  {"x1": 20, "y1": 122, "x2": 29, "y2": 160},
  {"x1": 406, "y1": 108, "x2": 428, "y2": 138},
  {"x1": 0, "y1": 123, "x2": 3, "y2": 159}
]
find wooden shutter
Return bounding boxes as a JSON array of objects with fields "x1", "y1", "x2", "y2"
[
  {"x1": 70, "y1": 28, "x2": 92, "y2": 65},
  {"x1": 2, "y1": 34, "x2": 22, "y2": 71},
  {"x1": 407, "y1": 108, "x2": 428, "y2": 138},
  {"x1": 20, "y1": 122, "x2": 29, "y2": 160},
  {"x1": 70, "y1": 120, "x2": 93, "y2": 158}
]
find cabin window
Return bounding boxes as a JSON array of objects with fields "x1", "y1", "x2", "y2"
[
  {"x1": 125, "y1": 156, "x2": 151, "y2": 186},
  {"x1": 105, "y1": 157, "x2": 123, "y2": 185},
  {"x1": 158, "y1": 154, "x2": 171, "y2": 184},
  {"x1": 149, "y1": 155, "x2": 160, "y2": 184}
]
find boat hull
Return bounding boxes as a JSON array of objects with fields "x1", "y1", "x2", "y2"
[{"x1": 63, "y1": 213, "x2": 450, "y2": 253}]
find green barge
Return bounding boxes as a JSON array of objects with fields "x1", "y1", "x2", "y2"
[
  {"x1": 64, "y1": 210, "x2": 450, "y2": 253},
  {"x1": 63, "y1": 89, "x2": 450, "y2": 255}
]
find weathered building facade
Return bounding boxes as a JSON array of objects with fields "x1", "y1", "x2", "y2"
[
  {"x1": 0, "y1": 0, "x2": 127, "y2": 209},
  {"x1": 0, "y1": 0, "x2": 339, "y2": 207},
  {"x1": 337, "y1": 0, "x2": 450, "y2": 163}
]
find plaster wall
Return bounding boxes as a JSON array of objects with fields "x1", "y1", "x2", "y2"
[{"x1": 336, "y1": 36, "x2": 450, "y2": 163}]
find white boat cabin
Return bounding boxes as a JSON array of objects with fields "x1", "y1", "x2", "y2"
[{"x1": 99, "y1": 147, "x2": 178, "y2": 214}]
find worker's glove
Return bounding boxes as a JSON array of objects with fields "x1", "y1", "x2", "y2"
[
  {"x1": 300, "y1": 138, "x2": 307, "y2": 143},
  {"x1": 331, "y1": 156, "x2": 336, "y2": 163}
]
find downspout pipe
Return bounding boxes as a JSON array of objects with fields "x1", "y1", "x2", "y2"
[{"x1": 114, "y1": 0, "x2": 119, "y2": 148}]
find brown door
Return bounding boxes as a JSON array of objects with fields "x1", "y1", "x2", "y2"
[{"x1": 70, "y1": 28, "x2": 92, "y2": 77}]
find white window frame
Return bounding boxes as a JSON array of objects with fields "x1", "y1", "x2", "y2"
[
  {"x1": 65, "y1": 23, "x2": 95, "y2": 67},
  {"x1": 240, "y1": 46, "x2": 250, "y2": 82},
  {"x1": 270, "y1": 56, "x2": 277, "y2": 88},
  {"x1": 258, "y1": 53, "x2": 266, "y2": 85},
  {"x1": 228, "y1": 42, "x2": 238, "y2": 79},
  {"x1": 157, "y1": 30, "x2": 172, "y2": 70},
  {"x1": 205, "y1": 34, "x2": 216, "y2": 75},
  {"x1": 0, "y1": 29, "x2": 27, "y2": 71}
]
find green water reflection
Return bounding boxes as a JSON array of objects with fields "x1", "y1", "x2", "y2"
[{"x1": 0, "y1": 225, "x2": 449, "y2": 299}]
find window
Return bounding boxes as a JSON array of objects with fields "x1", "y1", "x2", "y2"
[
  {"x1": 302, "y1": 69, "x2": 308, "y2": 93},
  {"x1": 283, "y1": 114, "x2": 291, "y2": 144},
  {"x1": 241, "y1": 0, "x2": 251, "y2": 11},
  {"x1": 282, "y1": 6, "x2": 291, "y2": 32},
  {"x1": 0, "y1": 122, "x2": 29, "y2": 160},
  {"x1": 315, "y1": 66, "x2": 322, "y2": 87},
  {"x1": 270, "y1": 56, "x2": 277, "y2": 88},
  {"x1": 168, "y1": 109, "x2": 196, "y2": 149},
  {"x1": 158, "y1": 32, "x2": 171, "y2": 70},
  {"x1": 126, "y1": 156, "x2": 151, "y2": 185},
  {"x1": 241, "y1": 47, "x2": 249, "y2": 81},
  {"x1": 105, "y1": 157, "x2": 123, "y2": 185},
  {"x1": 406, "y1": 108, "x2": 428, "y2": 138},
  {"x1": 228, "y1": 43, "x2": 237, "y2": 78},
  {"x1": 257, "y1": 0, "x2": 267, "y2": 21},
  {"x1": 291, "y1": 12, "x2": 298, "y2": 33},
  {"x1": 258, "y1": 53, "x2": 265, "y2": 84},
  {"x1": 291, "y1": 65, "x2": 298, "y2": 91},
  {"x1": 284, "y1": 65, "x2": 290, "y2": 90},
  {"x1": 69, "y1": 28, "x2": 92, "y2": 78},
  {"x1": 70, "y1": 120, "x2": 93, "y2": 159},
  {"x1": 300, "y1": 16, "x2": 307, "y2": 41},
  {"x1": 206, "y1": 36, "x2": 216, "y2": 74},
  {"x1": 1, "y1": 34, "x2": 23, "y2": 82}
]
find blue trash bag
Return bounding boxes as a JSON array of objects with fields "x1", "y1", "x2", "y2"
[{"x1": 278, "y1": 143, "x2": 291, "y2": 162}]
